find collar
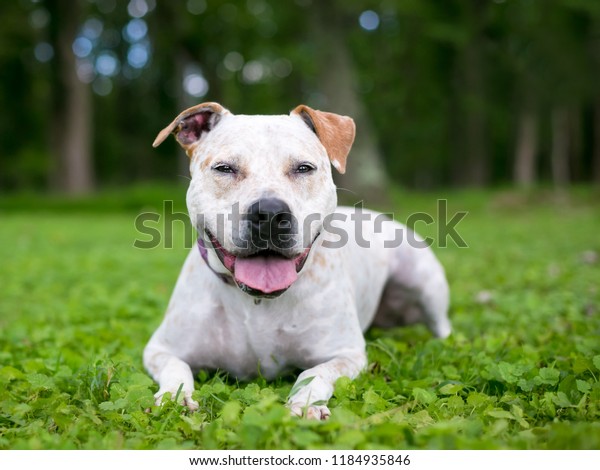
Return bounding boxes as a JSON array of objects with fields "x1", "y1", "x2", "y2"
[{"x1": 197, "y1": 238, "x2": 235, "y2": 285}]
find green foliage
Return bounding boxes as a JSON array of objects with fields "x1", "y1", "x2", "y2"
[
  {"x1": 1, "y1": 1, "x2": 600, "y2": 190},
  {"x1": 1, "y1": 188, "x2": 599, "y2": 449}
]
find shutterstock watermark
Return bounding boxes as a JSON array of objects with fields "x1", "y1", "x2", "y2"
[{"x1": 133, "y1": 200, "x2": 468, "y2": 250}]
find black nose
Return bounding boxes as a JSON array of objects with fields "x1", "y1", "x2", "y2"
[{"x1": 246, "y1": 198, "x2": 294, "y2": 249}]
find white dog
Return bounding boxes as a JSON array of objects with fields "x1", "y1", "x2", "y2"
[{"x1": 144, "y1": 102, "x2": 451, "y2": 419}]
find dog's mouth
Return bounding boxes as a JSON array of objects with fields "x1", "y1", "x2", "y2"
[{"x1": 204, "y1": 231, "x2": 314, "y2": 298}]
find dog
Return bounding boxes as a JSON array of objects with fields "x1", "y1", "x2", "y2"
[{"x1": 143, "y1": 102, "x2": 451, "y2": 420}]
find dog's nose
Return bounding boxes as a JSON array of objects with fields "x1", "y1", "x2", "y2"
[{"x1": 246, "y1": 198, "x2": 294, "y2": 248}]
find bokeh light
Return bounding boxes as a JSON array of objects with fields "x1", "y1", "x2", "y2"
[
  {"x1": 186, "y1": 0, "x2": 207, "y2": 15},
  {"x1": 95, "y1": 52, "x2": 120, "y2": 77},
  {"x1": 359, "y1": 10, "x2": 380, "y2": 31},
  {"x1": 123, "y1": 19, "x2": 148, "y2": 43},
  {"x1": 127, "y1": 43, "x2": 150, "y2": 69},
  {"x1": 34, "y1": 42, "x2": 54, "y2": 63},
  {"x1": 72, "y1": 37, "x2": 93, "y2": 58}
]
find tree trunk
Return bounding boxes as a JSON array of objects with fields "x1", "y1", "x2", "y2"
[
  {"x1": 513, "y1": 108, "x2": 538, "y2": 187},
  {"x1": 550, "y1": 106, "x2": 570, "y2": 187},
  {"x1": 310, "y1": 0, "x2": 388, "y2": 204},
  {"x1": 47, "y1": 0, "x2": 94, "y2": 194},
  {"x1": 590, "y1": 16, "x2": 600, "y2": 185},
  {"x1": 569, "y1": 107, "x2": 582, "y2": 182},
  {"x1": 461, "y1": 3, "x2": 488, "y2": 187},
  {"x1": 594, "y1": 97, "x2": 600, "y2": 184},
  {"x1": 61, "y1": 52, "x2": 93, "y2": 193}
]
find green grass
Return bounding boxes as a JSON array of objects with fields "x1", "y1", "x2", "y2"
[{"x1": 1, "y1": 187, "x2": 599, "y2": 449}]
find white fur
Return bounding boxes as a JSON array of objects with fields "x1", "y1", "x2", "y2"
[{"x1": 144, "y1": 109, "x2": 451, "y2": 419}]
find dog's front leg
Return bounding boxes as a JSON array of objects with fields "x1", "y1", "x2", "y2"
[
  {"x1": 143, "y1": 345, "x2": 199, "y2": 411},
  {"x1": 288, "y1": 350, "x2": 367, "y2": 420}
]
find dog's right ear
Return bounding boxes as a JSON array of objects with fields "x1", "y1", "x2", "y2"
[
  {"x1": 152, "y1": 102, "x2": 230, "y2": 155},
  {"x1": 291, "y1": 105, "x2": 355, "y2": 174}
]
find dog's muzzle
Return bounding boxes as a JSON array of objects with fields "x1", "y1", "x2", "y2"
[{"x1": 202, "y1": 198, "x2": 316, "y2": 298}]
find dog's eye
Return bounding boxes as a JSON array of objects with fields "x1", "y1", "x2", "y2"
[
  {"x1": 295, "y1": 163, "x2": 316, "y2": 174},
  {"x1": 213, "y1": 163, "x2": 236, "y2": 174}
]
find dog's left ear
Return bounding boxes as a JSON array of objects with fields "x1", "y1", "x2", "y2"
[
  {"x1": 291, "y1": 105, "x2": 355, "y2": 174},
  {"x1": 153, "y1": 102, "x2": 230, "y2": 155}
]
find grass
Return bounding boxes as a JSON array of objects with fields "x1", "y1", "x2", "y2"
[{"x1": 0, "y1": 185, "x2": 599, "y2": 449}]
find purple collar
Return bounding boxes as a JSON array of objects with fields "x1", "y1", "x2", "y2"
[{"x1": 197, "y1": 238, "x2": 235, "y2": 285}]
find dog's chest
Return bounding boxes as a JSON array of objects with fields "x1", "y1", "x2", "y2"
[{"x1": 216, "y1": 301, "x2": 307, "y2": 379}]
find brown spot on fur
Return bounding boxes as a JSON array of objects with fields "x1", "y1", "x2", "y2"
[
  {"x1": 186, "y1": 143, "x2": 200, "y2": 159},
  {"x1": 211, "y1": 170, "x2": 247, "y2": 200},
  {"x1": 200, "y1": 154, "x2": 214, "y2": 171},
  {"x1": 186, "y1": 262, "x2": 196, "y2": 274},
  {"x1": 304, "y1": 268, "x2": 317, "y2": 282},
  {"x1": 313, "y1": 252, "x2": 327, "y2": 268}
]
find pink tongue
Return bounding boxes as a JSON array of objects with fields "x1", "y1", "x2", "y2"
[{"x1": 234, "y1": 255, "x2": 298, "y2": 293}]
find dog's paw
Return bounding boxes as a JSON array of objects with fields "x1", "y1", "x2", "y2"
[
  {"x1": 154, "y1": 388, "x2": 199, "y2": 411},
  {"x1": 289, "y1": 403, "x2": 331, "y2": 420},
  {"x1": 430, "y1": 317, "x2": 452, "y2": 339}
]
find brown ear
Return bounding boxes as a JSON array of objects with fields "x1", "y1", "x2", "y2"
[
  {"x1": 291, "y1": 105, "x2": 355, "y2": 174},
  {"x1": 152, "y1": 102, "x2": 229, "y2": 155}
]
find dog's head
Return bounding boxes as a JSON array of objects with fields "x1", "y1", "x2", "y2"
[{"x1": 153, "y1": 102, "x2": 355, "y2": 298}]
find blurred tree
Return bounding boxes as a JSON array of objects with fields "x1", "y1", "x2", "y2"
[
  {"x1": 538, "y1": 0, "x2": 594, "y2": 187},
  {"x1": 46, "y1": 0, "x2": 94, "y2": 194},
  {"x1": 551, "y1": 106, "x2": 571, "y2": 186},
  {"x1": 588, "y1": 5, "x2": 600, "y2": 183},
  {"x1": 0, "y1": 2, "x2": 47, "y2": 190},
  {"x1": 309, "y1": 0, "x2": 389, "y2": 203},
  {"x1": 504, "y1": 0, "x2": 541, "y2": 187},
  {"x1": 595, "y1": 99, "x2": 600, "y2": 184},
  {"x1": 458, "y1": 0, "x2": 490, "y2": 187},
  {"x1": 513, "y1": 110, "x2": 539, "y2": 187},
  {"x1": 352, "y1": 0, "x2": 456, "y2": 188}
]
